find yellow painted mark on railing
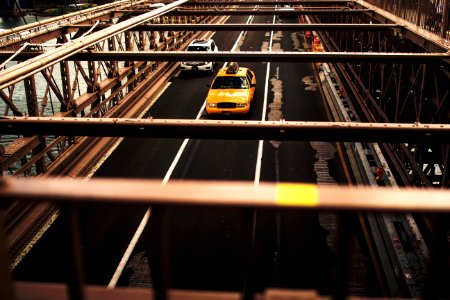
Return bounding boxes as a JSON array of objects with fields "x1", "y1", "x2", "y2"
[{"x1": 276, "y1": 183, "x2": 319, "y2": 206}]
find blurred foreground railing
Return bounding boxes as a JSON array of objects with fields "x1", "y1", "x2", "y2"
[{"x1": 1, "y1": 177, "x2": 450, "y2": 300}]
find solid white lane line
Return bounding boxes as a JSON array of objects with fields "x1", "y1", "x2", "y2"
[
  {"x1": 164, "y1": 14, "x2": 254, "y2": 183},
  {"x1": 87, "y1": 82, "x2": 172, "y2": 180},
  {"x1": 109, "y1": 14, "x2": 257, "y2": 287},
  {"x1": 162, "y1": 101, "x2": 205, "y2": 184},
  {"x1": 254, "y1": 15, "x2": 276, "y2": 187},
  {"x1": 108, "y1": 209, "x2": 151, "y2": 288}
]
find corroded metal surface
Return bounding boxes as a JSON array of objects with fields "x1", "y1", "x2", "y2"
[
  {"x1": 1, "y1": 177, "x2": 450, "y2": 211},
  {"x1": 1, "y1": 117, "x2": 450, "y2": 143},
  {"x1": 1, "y1": 50, "x2": 448, "y2": 62},
  {"x1": 0, "y1": 0, "x2": 221, "y2": 177},
  {"x1": 0, "y1": 2, "x2": 449, "y2": 299}
]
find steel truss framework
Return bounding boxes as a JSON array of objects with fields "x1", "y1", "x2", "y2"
[
  {"x1": 0, "y1": 0, "x2": 222, "y2": 176},
  {"x1": 0, "y1": 0, "x2": 447, "y2": 190},
  {"x1": 0, "y1": 1, "x2": 449, "y2": 300},
  {"x1": 364, "y1": 0, "x2": 450, "y2": 39},
  {"x1": 300, "y1": 0, "x2": 450, "y2": 188}
]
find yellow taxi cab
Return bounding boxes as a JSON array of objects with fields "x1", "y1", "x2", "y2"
[{"x1": 205, "y1": 63, "x2": 256, "y2": 115}]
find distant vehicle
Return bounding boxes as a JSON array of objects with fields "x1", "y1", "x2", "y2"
[
  {"x1": 149, "y1": 3, "x2": 166, "y2": 9},
  {"x1": 278, "y1": 5, "x2": 297, "y2": 19},
  {"x1": 205, "y1": 63, "x2": 256, "y2": 115},
  {"x1": 180, "y1": 39, "x2": 218, "y2": 73}
]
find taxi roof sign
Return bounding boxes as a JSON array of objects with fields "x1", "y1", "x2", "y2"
[{"x1": 226, "y1": 62, "x2": 239, "y2": 74}]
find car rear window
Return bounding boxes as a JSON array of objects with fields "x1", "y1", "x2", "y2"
[
  {"x1": 211, "y1": 76, "x2": 249, "y2": 89},
  {"x1": 187, "y1": 46, "x2": 209, "y2": 51}
]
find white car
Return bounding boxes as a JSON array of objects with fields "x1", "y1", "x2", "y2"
[
  {"x1": 180, "y1": 39, "x2": 218, "y2": 73},
  {"x1": 278, "y1": 5, "x2": 297, "y2": 19},
  {"x1": 149, "y1": 3, "x2": 165, "y2": 9}
]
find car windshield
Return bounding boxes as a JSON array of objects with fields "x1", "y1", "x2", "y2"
[
  {"x1": 187, "y1": 46, "x2": 209, "y2": 51},
  {"x1": 211, "y1": 76, "x2": 249, "y2": 89}
]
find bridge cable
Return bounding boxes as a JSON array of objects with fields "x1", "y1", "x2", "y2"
[
  {"x1": 31, "y1": 0, "x2": 38, "y2": 22},
  {"x1": 80, "y1": 21, "x2": 100, "y2": 38},
  {"x1": 14, "y1": 0, "x2": 28, "y2": 25},
  {"x1": 0, "y1": 42, "x2": 29, "y2": 70}
]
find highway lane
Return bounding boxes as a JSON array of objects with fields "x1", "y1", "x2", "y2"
[
  {"x1": 11, "y1": 13, "x2": 258, "y2": 285},
  {"x1": 12, "y1": 11, "x2": 361, "y2": 296},
  {"x1": 167, "y1": 16, "x2": 338, "y2": 293},
  {"x1": 111, "y1": 13, "x2": 348, "y2": 293},
  {"x1": 94, "y1": 15, "x2": 248, "y2": 179}
]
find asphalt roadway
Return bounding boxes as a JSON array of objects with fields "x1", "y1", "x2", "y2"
[{"x1": 13, "y1": 13, "x2": 362, "y2": 297}]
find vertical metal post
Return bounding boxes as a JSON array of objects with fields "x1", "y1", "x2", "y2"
[
  {"x1": 333, "y1": 212, "x2": 352, "y2": 300},
  {"x1": 24, "y1": 76, "x2": 38, "y2": 117},
  {"x1": 416, "y1": 0, "x2": 422, "y2": 27},
  {"x1": 125, "y1": 31, "x2": 136, "y2": 93},
  {"x1": 24, "y1": 75, "x2": 46, "y2": 173},
  {"x1": 241, "y1": 208, "x2": 257, "y2": 300},
  {"x1": 0, "y1": 207, "x2": 16, "y2": 300},
  {"x1": 417, "y1": 64, "x2": 426, "y2": 121},
  {"x1": 87, "y1": 61, "x2": 102, "y2": 117},
  {"x1": 146, "y1": 205, "x2": 170, "y2": 300},
  {"x1": 441, "y1": 0, "x2": 450, "y2": 38},
  {"x1": 62, "y1": 203, "x2": 85, "y2": 300},
  {"x1": 397, "y1": 0, "x2": 403, "y2": 18},
  {"x1": 442, "y1": 145, "x2": 449, "y2": 186},
  {"x1": 107, "y1": 36, "x2": 121, "y2": 106},
  {"x1": 57, "y1": 36, "x2": 71, "y2": 113},
  {"x1": 422, "y1": 214, "x2": 450, "y2": 299},
  {"x1": 394, "y1": 64, "x2": 403, "y2": 123}
]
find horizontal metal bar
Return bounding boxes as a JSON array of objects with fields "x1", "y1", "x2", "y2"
[
  {"x1": 1, "y1": 117, "x2": 449, "y2": 143},
  {"x1": 1, "y1": 177, "x2": 450, "y2": 212},
  {"x1": 187, "y1": 0, "x2": 355, "y2": 5},
  {"x1": 1, "y1": 51, "x2": 446, "y2": 62},
  {"x1": 67, "y1": 23, "x2": 401, "y2": 31},
  {"x1": 168, "y1": 8, "x2": 370, "y2": 15},
  {"x1": 14, "y1": 282, "x2": 241, "y2": 300},
  {"x1": 52, "y1": 51, "x2": 450, "y2": 62}
]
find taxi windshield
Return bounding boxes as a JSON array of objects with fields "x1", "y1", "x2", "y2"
[{"x1": 211, "y1": 76, "x2": 249, "y2": 89}]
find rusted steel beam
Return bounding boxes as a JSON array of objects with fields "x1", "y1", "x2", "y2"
[
  {"x1": 187, "y1": 0, "x2": 354, "y2": 4},
  {"x1": 0, "y1": 0, "x2": 189, "y2": 91},
  {"x1": 168, "y1": 8, "x2": 370, "y2": 15},
  {"x1": 1, "y1": 51, "x2": 447, "y2": 62},
  {"x1": 0, "y1": 1, "x2": 150, "y2": 50},
  {"x1": 56, "y1": 51, "x2": 450, "y2": 63},
  {"x1": 67, "y1": 23, "x2": 401, "y2": 31},
  {"x1": 1, "y1": 117, "x2": 450, "y2": 143},
  {"x1": 2, "y1": 177, "x2": 450, "y2": 212},
  {"x1": 0, "y1": 211, "x2": 14, "y2": 300},
  {"x1": 161, "y1": 23, "x2": 401, "y2": 30},
  {"x1": 0, "y1": 136, "x2": 41, "y2": 172},
  {"x1": 0, "y1": 90, "x2": 23, "y2": 116},
  {"x1": 13, "y1": 282, "x2": 241, "y2": 300},
  {"x1": 0, "y1": 0, "x2": 143, "y2": 39},
  {"x1": 359, "y1": 1, "x2": 450, "y2": 52}
]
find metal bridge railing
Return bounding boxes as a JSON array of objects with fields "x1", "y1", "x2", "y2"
[
  {"x1": 0, "y1": 0, "x2": 150, "y2": 48},
  {"x1": 1, "y1": 177, "x2": 450, "y2": 300},
  {"x1": 363, "y1": 0, "x2": 450, "y2": 40}
]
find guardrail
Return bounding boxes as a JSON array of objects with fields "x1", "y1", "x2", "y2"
[
  {"x1": 362, "y1": 0, "x2": 450, "y2": 41},
  {"x1": 1, "y1": 177, "x2": 449, "y2": 300}
]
